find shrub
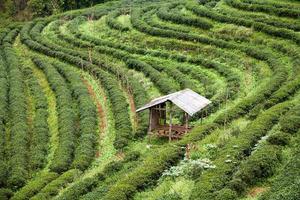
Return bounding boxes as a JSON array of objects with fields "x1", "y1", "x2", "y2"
[
  {"x1": 280, "y1": 104, "x2": 300, "y2": 134},
  {"x1": 259, "y1": 132, "x2": 300, "y2": 200},
  {"x1": 267, "y1": 132, "x2": 290, "y2": 146},
  {"x1": 22, "y1": 66, "x2": 50, "y2": 170},
  {"x1": 31, "y1": 169, "x2": 81, "y2": 200},
  {"x1": 3, "y1": 36, "x2": 29, "y2": 189},
  {"x1": 190, "y1": 101, "x2": 291, "y2": 199},
  {"x1": 186, "y1": 2, "x2": 300, "y2": 44},
  {"x1": 215, "y1": 188, "x2": 237, "y2": 200},
  {"x1": 157, "y1": 4, "x2": 213, "y2": 30},
  {"x1": 106, "y1": 9, "x2": 130, "y2": 31},
  {"x1": 103, "y1": 146, "x2": 184, "y2": 200},
  {"x1": 0, "y1": 188, "x2": 13, "y2": 200},
  {"x1": 11, "y1": 172, "x2": 58, "y2": 200},
  {"x1": 225, "y1": 0, "x2": 300, "y2": 18},
  {"x1": 54, "y1": 61, "x2": 98, "y2": 171},
  {"x1": 233, "y1": 145, "x2": 281, "y2": 188},
  {"x1": 32, "y1": 58, "x2": 76, "y2": 173}
]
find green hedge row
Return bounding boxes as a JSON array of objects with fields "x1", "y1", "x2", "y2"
[
  {"x1": 186, "y1": 2, "x2": 300, "y2": 45},
  {"x1": 189, "y1": 100, "x2": 292, "y2": 199},
  {"x1": 131, "y1": 7, "x2": 236, "y2": 48},
  {"x1": 22, "y1": 22, "x2": 133, "y2": 149},
  {"x1": 54, "y1": 61, "x2": 98, "y2": 171},
  {"x1": 225, "y1": 0, "x2": 300, "y2": 18},
  {"x1": 144, "y1": 59, "x2": 201, "y2": 93},
  {"x1": 217, "y1": 3, "x2": 300, "y2": 31},
  {"x1": 54, "y1": 18, "x2": 179, "y2": 95},
  {"x1": 0, "y1": 188, "x2": 13, "y2": 200},
  {"x1": 106, "y1": 9, "x2": 130, "y2": 31},
  {"x1": 1, "y1": 29, "x2": 19, "y2": 45},
  {"x1": 22, "y1": 66, "x2": 50, "y2": 171},
  {"x1": 242, "y1": 0, "x2": 299, "y2": 9},
  {"x1": 143, "y1": 9, "x2": 191, "y2": 33},
  {"x1": 227, "y1": 145, "x2": 281, "y2": 196},
  {"x1": 65, "y1": 16, "x2": 239, "y2": 96},
  {"x1": 259, "y1": 131, "x2": 300, "y2": 200},
  {"x1": 64, "y1": 17, "x2": 243, "y2": 110},
  {"x1": 125, "y1": 58, "x2": 179, "y2": 94},
  {"x1": 55, "y1": 151, "x2": 141, "y2": 200},
  {"x1": 280, "y1": 103, "x2": 300, "y2": 134},
  {"x1": 62, "y1": 16, "x2": 257, "y2": 121},
  {"x1": 31, "y1": 169, "x2": 81, "y2": 200},
  {"x1": 157, "y1": 4, "x2": 213, "y2": 30},
  {"x1": 62, "y1": 16, "x2": 240, "y2": 111},
  {"x1": 103, "y1": 146, "x2": 184, "y2": 200},
  {"x1": 32, "y1": 58, "x2": 76, "y2": 173},
  {"x1": 213, "y1": 46, "x2": 288, "y2": 124},
  {"x1": 3, "y1": 35, "x2": 30, "y2": 189},
  {"x1": 264, "y1": 74, "x2": 300, "y2": 109},
  {"x1": 0, "y1": 50, "x2": 8, "y2": 187},
  {"x1": 130, "y1": 1, "x2": 291, "y2": 103},
  {"x1": 215, "y1": 99, "x2": 300, "y2": 198},
  {"x1": 11, "y1": 172, "x2": 58, "y2": 200}
]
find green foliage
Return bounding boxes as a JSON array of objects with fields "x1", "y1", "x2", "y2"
[
  {"x1": 186, "y1": 2, "x2": 300, "y2": 45},
  {"x1": 106, "y1": 9, "x2": 130, "y2": 31},
  {"x1": 157, "y1": 4, "x2": 213, "y2": 30},
  {"x1": 103, "y1": 147, "x2": 184, "y2": 200},
  {"x1": 3, "y1": 29, "x2": 29, "y2": 190},
  {"x1": 225, "y1": 0, "x2": 300, "y2": 18},
  {"x1": 0, "y1": 49, "x2": 8, "y2": 187},
  {"x1": 190, "y1": 101, "x2": 292, "y2": 199},
  {"x1": 161, "y1": 158, "x2": 215, "y2": 180},
  {"x1": 54, "y1": 61, "x2": 98, "y2": 171},
  {"x1": 55, "y1": 152, "x2": 140, "y2": 200},
  {"x1": 0, "y1": 188, "x2": 13, "y2": 200},
  {"x1": 267, "y1": 131, "x2": 290, "y2": 146},
  {"x1": 31, "y1": 169, "x2": 81, "y2": 200},
  {"x1": 11, "y1": 172, "x2": 58, "y2": 200},
  {"x1": 280, "y1": 104, "x2": 300, "y2": 134},
  {"x1": 5, "y1": 0, "x2": 300, "y2": 199},
  {"x1": 229, "y1": 145, "x2": 281, "y2": 194},
  {"x1": 215, "y1": 188, "x2": 237, "y2": 200},
  {"x1": 33, "y1": 58, "x2": 76, "y2": 173},
  {"x1": 22, "y1": 66, "x2": 50, "y2": 170},
  {"x1": 259, "y1": 132, "x2": 300, "y2": 200}
]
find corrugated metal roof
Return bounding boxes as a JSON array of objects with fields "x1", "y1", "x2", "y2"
[{"x1": 136, "y1": 89, "x2": 211, "y2": 116}]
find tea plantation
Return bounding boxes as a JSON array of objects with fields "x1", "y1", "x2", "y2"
[{"x1": 0, "y1": 0, "x2": 299, "y2": 199}]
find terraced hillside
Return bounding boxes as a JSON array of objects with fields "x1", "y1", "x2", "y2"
[{"x1": 0, "y1": 0, "x2": 299, "y2": 199}]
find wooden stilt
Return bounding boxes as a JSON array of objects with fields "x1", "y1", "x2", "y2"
[
  {"x1": 185, "y1": 112, "x2": 189, "y2": 134},
  {"x1": 168, "y1": 103, "x2": 173, "y2": 142},
  {"x1": 148, "y1": 108, "x2": 152, "y2": 134}
]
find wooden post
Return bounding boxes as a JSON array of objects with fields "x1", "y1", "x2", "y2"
[
  {"x1": 168, "y1": 103, "x2": 173, "y2": 142},
  {"x1": 185, "y1": 112, "x2": 189, "y2": 134},
  {"x1": 148, "y1": 108, "x2": 152, "y2": 134}
]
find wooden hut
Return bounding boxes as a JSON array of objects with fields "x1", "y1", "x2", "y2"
[{"x1": 136, "y1": 89, "x2": 211, "y2": 141}]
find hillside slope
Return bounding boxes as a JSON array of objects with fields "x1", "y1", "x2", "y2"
[{"x1": 0, "y1": 0, "x2": 299, "y2": 199}]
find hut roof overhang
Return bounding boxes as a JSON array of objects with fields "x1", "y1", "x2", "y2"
[{"x1": 136, "y1": 89, "x2": 211, "y2": 116}]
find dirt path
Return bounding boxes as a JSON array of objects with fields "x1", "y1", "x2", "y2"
[{"x1": 82, "y1": 77, "x2": 107, "y2": 158}]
